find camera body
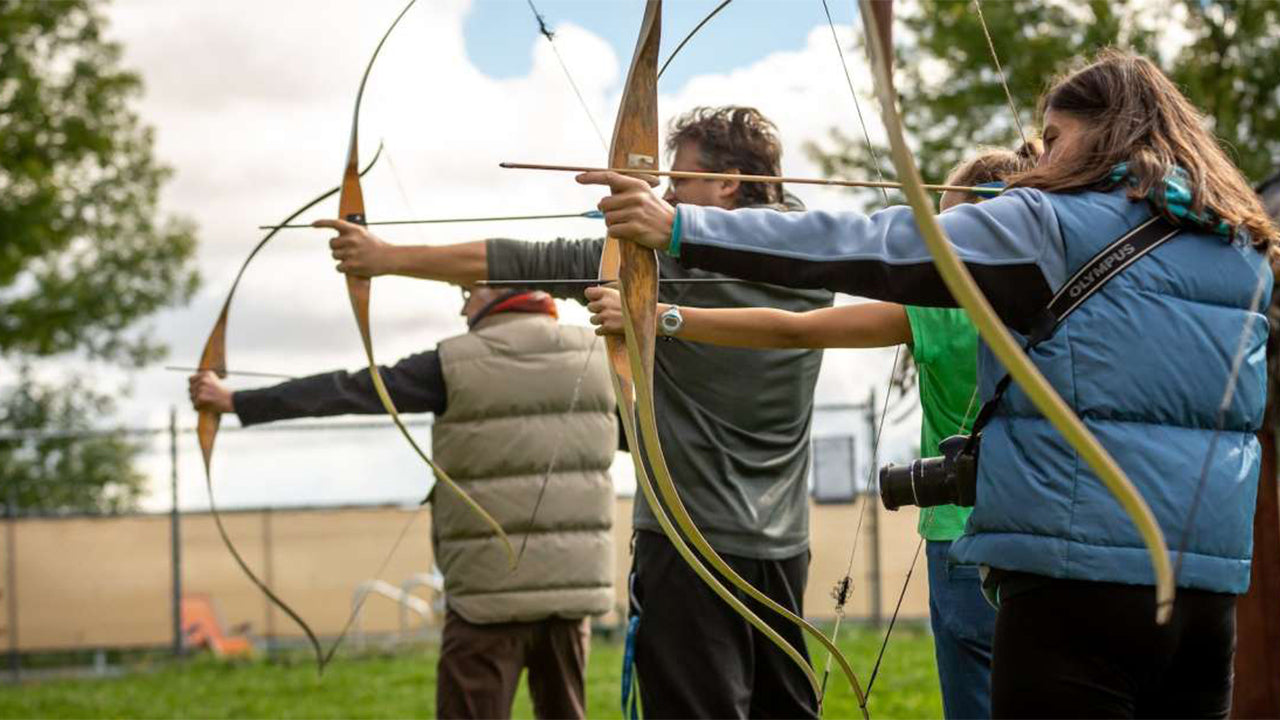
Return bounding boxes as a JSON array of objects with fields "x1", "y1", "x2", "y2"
[{"x1": 879, "y1": 434, "x2": 979, "y2": 511}]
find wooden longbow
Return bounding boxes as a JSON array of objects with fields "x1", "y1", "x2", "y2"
[
  {"x1": 331, "y1": 0, "x2": 513, "y2": 570},
  {"x1": 602, "y1": 1, "x2": 869, "y2": 713},
  {"x1": 195, "y1": 0, "x2": 510, "y2": 675},
  {"x1": 195, "y1": 146, "x2": 382, "y2": 672}
]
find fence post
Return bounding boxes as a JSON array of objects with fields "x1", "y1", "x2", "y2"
[
  {"x1": 865, "y1": 388, "x2": 883, "y2": 627},
  {"x1": 5, "y1": 482, "x2": 20, "y2": 681},
  {"x1": 169, "y1": 406, "x2": 183, "y2": 658},
  {"x1": 263, "y1": 507, "x2": 276, "y2": 659}
]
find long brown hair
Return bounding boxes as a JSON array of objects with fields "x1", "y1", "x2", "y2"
[{"x1": 1012, "y1": 49, "x2": 1277, "y2": 248}]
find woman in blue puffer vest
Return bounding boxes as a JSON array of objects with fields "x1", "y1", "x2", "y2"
[{"x1": 582, "y1": 50, "x2": 1278, "y2": 718}]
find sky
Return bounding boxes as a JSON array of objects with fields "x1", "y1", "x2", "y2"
[{"x1": 90, "y1": 0, "x2": 938, "y2": 512}]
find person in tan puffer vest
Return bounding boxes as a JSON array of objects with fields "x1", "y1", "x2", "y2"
[{"x1": 190, "y1": 286, "x2": 617, "y2": 719}]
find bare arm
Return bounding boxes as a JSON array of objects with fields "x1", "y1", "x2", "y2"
[
  {"x1": 678, "y1": 302, "x2": 911, "y2": 349},
  {"x1": 317, "y1": 218, "x2": 488, "y2": 284},
  {"x1": 382, "y1": 241, "x2": 488, "y2": 284},
  {"x1": 586, "y1": 286, "x2": 912, "y2": 349}
]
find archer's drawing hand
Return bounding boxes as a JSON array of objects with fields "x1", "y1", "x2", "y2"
[
  {"x1": 576, "y1": 171, "x2": 674, "y2": 251},
  {"x1": 585, "y1": 285, "x2": 626, "y2": 336},
  {"x1": 316, "y1": 218, "x2": 394, "y2": 277},
  {"x1": 189, "y1": 371, "x2": 234, "y2": 414}
]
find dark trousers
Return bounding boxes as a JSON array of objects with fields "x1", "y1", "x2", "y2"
[
  {"x1": 926, "y1": 541, "x2": 996, "y2": 719},
  {"x1": 436, "y1": 608, "x2": 590, "y2": 720},
  {"x1": 631, "y1": 530, "x2": 817, "y2": 719},
  {"x1": 991, "y1": 575, "x2": 1236, "y2": 719}
]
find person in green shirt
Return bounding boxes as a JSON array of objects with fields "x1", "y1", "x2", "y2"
[{"x1": 587, "y1": 144, "x2": 1038, "y2": 719}]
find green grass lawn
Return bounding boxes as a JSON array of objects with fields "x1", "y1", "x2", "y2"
[{"x1": 0, "y1": 624, "x2": 941, "y2": 719}]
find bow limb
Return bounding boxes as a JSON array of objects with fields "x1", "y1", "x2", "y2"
[
  {"x1": 335, "y1": 0, "x2": 514, "y2": 568},
  {"x1": 195, "y1": 144, "x2": 384, "y2": 673},
  {"x1": 618, "y1": 290, "x2": 870, "y2": 714},
  {"x1": 857, "y1": 0, "x2": 1174, "y2": 623}
]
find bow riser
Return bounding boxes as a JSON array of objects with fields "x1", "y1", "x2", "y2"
[
  {"x1": 196, "y1": 305, "x2": 229, "y2": 468},
  {"x1": 602, "y1": 0, "x2": 662, "y2": 396}
]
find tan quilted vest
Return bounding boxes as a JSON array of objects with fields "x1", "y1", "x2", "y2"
[{"x1": 432, "y1": 313, "x2": 616, "y2": 623}]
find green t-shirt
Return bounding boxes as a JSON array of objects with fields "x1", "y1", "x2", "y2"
[{"x1": 903, "y1": 306, "x2": 979, "y2": 541}]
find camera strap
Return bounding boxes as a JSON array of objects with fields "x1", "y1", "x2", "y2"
[{"x1": 967, "y1": 215, "x2": 1181, "y2": 441}]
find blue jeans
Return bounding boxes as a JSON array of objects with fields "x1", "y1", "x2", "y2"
[{"x1": 926, "y1": 540, "x2": 996, "y2": 719}]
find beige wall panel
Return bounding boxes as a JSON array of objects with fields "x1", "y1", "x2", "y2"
[
  {"x1": 181, "y1": 507, "x2": 434, "y2": 642},
  {"x1": 1, "y1": 521, "x2": 11, "y2": 645},
  {"x1": 9, "y1": 498, "x2": 926, "y2": 652},
  {"x1": 872, "y1": 504, "x2": 931, "y2": 620},
  {"x1": 806, "y1": 501, "x2": 929, "y2": 622},
  {"x1": 9, "y1": 516, "x2": 172, "y2": 649},
  {"x1": 608, "y1": 497, "x2": 634, "y2": 625}
]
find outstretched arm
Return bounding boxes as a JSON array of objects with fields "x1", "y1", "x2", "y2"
[
  {"x1": 317, "y1": 219, "x2": 606, "y2": 302},
  {"x1": 188, "y1": 350, "x2": 447, "y2": 427},
  {"x1": 317, "y1": 218, "x2": 488, "y2": 284},
  {"x1": 577, "y1": 171, "x2": 1064, "y2": 331},
  {"x1": 585, "y1": 286, "x2": 911, "y2": 349}
]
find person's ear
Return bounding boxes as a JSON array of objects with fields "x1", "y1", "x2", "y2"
[{"x1": 719, "y1": 170, "x2": 741, "y2": 205}]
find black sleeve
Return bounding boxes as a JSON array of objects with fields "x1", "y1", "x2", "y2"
[
  {"x1": 233, "y1": 350, "x2": 447, "y2": 427},
  {"x1": 486, "y1": 237, "x2": 606, "y2": 305}
]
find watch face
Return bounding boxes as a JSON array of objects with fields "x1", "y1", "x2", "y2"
[{"x1": 661, "y1": 308, "x2": 681, "y2": 334}]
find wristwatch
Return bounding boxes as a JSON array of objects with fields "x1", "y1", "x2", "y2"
[{"x1": 659, "y1": 305, "x2": 684, "y2": 337}]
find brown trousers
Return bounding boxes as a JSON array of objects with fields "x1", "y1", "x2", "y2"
[{"x1": 436, "y1": 608, "x2": 590, "y2": 720}]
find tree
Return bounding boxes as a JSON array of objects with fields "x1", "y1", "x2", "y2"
[
  {"x1": 807, "y1": 0, "x2": 1278, "y2": 209},
  {"x1": 0, "y1": 0, "x2": 199, "y2": 513},
  {"x1": 0, "y1": 368, "x2": 147, "y2": 514},
  {"x1": 1170, "y1": 1, "x2": 1280, "y2": 182}
]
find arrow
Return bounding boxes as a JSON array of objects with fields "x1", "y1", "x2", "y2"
[
  {"x1": 500, "y1": 161, "x2": 1002, "y2": 195},
  {"x1": 475, "y1": 277, "x2": 753, "y2": 288},
  {"x1": 258, "y1": 210, "x2": 603, "y2": 231},
  {"x1": 165, "y1": 365, "x2": 296, "y2": 380}
]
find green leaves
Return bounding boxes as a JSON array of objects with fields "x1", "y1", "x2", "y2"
[
  {"x1": 1, "y1": 0, "x2": 200, "y2": 514},
  {"x1": 808, "y1": 0, "x2": 1277, "y2": 209},
  {"x1": 0, "y1": 0, "x2": 198, "y2": 365}
]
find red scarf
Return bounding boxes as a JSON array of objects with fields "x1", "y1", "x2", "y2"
[{"x1": 471, "y1": 291, "x2": 558, "y2": 327}]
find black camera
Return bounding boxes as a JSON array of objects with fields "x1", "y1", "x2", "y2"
[{"x1": 879, "y1": 434, "x2": 979, "y2": 511}]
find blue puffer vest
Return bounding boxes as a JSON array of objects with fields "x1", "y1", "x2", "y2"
[{"x1": 950, "y1": 189, "x2": 1270, "y2": 594}]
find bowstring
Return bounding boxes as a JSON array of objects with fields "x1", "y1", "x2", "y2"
[
  {"x1": 515, "y1": 334, "x2": 602, "y2": 565},
  {"x1": 861, "y1": 382, "x2": 980, "y2": 705},
  {"x1": 972, "y1": 0, "x2": 1028, "y2": 148},
  {"x1": 384, "y1": 141, "x2": 431, "y2": 245},
  {"x1": 313, "y1": 143, "x2": 454, "y2": 666},
  {"x1": 511, "y1": 0, "x2": 613, "y2": 565},
  {"x1": 852, "y1": 1, "x2": 1030, "y2": 693},
  {"x1": 321, "y1": 507, "x2": 427, "y2": 666},
  {"x1": 821, "y1": 0, "x2": 891, "y2": 205},
  {"x1": 657, "y1": 0, "x2": 735, "y2": 81},
  {"x1": 815, "y1": 0, "x2": 900, "y2": 708},
  {"x1": 818, "y1": 345, "x2": 900, "y2": 708},
  {"x1": 526, "y1": 0, "x2": 610, "y2": 152},
  {"x1": 1173, "y1": 259, "x2": 1272, "y2": 580}
]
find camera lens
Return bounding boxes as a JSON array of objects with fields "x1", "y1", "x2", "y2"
[
  {"x1": 879, "y1": 456, "x2": 956, "y2": 510},
  {"x1": 879, "y1": 462, "x2": 916, "y2": 510}
]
